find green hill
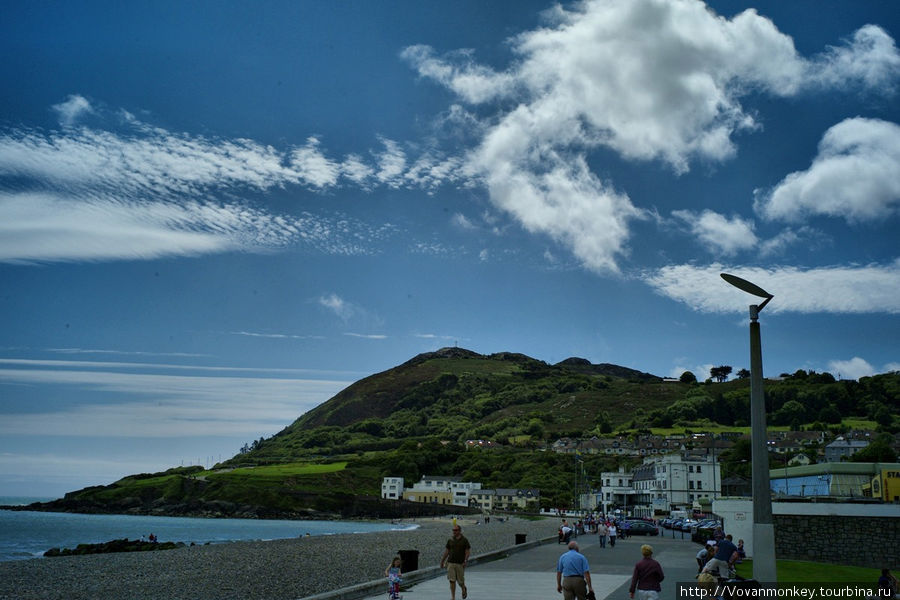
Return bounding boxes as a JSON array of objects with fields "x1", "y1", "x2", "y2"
[{"x1": 19, "y1": 348, "x2": 899, "y2": 518}]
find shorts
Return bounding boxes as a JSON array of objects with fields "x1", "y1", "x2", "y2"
[
  {"x1": 636, "y1": 590, "x2": 659, "y2": 600},
  {"x1": 447, "y1": 562, "x2": 465, "y2": 584}
]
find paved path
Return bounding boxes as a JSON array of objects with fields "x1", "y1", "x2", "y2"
[{"x1": 363, "y1": 529, "x2": 701, "y2": 600}]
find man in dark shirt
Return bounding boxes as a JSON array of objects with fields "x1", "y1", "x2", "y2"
[
  {"x1": 706, "y1": 534, "x2": 737, "y2": 579},
  {"x1": 630, "y1": 544, "x2": 665, "y2": 600},
  {"x1": 440, "y1": 524, "x2": 471, "y2": 600}
]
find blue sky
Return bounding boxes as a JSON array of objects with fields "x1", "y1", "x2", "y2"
[{"x1": 1, "y1": 0, "x2": 898, "y2": 497}]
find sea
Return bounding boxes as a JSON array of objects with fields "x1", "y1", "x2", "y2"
[{"x1": 0, "y1": 497, "x2": 417, "y2": 562}]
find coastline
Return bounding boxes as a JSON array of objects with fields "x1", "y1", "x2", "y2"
[{"x1": 0, "y1": 515, "x2": 560, "y2": 600}]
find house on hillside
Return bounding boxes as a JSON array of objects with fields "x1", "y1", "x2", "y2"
[
  {"x1": 825, "y1": 438, "x2": 870, "y2": 462},
  {"x1": 381, "y1": 477, "x2": 404, "y2": 500}
]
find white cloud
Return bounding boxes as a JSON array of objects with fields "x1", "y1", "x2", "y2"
[
  {"x1": 290, "y1": 137, "x2": 340, "y2": 188},
  {"x1": 642, "y1": 261, "x2": 900, "y2": 314},
  {"x1": 668, "y1": 363, "x2": 715, "y2": 381},
  {"x1": 400, "y1": 45, "x2": 517, "y2": 104},
  {"x1": 755, "y1": 118, "x2": 900, "y2": 223},
  {"x1": 0, "y1": 366, "x2": 348, "y2": 438},
  {"x1": 827, "y1": 357, "x2": 875, "y2": 380},
  {"x1": 672, "y1": 209, "x2": 758, "y2": 255},
  {"x1": 343, "y1": 332, "x2": 387, "y2": 339},
  {"x1": 318, "y1": 293, "x2": 355, "y2": 321},
  {"x1": 452, "y1": 213, "x2": 476, "y2": 230},
  {"x1": 52, "y1": 94, "x2": 93, "y2": 127},
  {"x1": 757, "y1": 227, "x2": 819, "y2": 258},
  {"x1": 403, "y1": 0, "x2": 898, "y2": 273},
  {"x1": 0, "y1": 190, "x2": 381, "y2": 264},
  {"x1": 810, "y1": 25, "x2": 900, "y2": 92},
  {"x1": 374, "y1": 138, "x2": 407, "y2": 187}
]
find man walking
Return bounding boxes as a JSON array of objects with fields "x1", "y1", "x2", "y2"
[
  {"x1": 556, "y1": 541, "x2": 594, "y2": 600},
  {"x1": 629, "y1": 544, "x2": 665, "y2": 600},
  {"x1": 597, "y1": 521, "x2": 608, "y2": 548},
  {"x1": 440, "y1": 523, "x2": 471, "y2": 600}
]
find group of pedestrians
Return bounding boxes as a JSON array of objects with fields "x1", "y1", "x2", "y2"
[
  {"x1": 388, "y1": 519, "x2": 665, "y2": 600},
  {"x1": 696, "y1": 527, "x2": 745, "y2": 581},
  {"x1": 556, "y1": 540, "x2": 664, "y2": 600}
]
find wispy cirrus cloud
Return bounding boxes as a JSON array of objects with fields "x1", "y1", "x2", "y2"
[
  {"x1": 0, "y1": 363, "x2": 350, "y2": 438},
  {"x1": 343, "y1": 332, "x2": 388, "y2": 339},
  {"x1": 0, "y1": 105, "x2": 413, "y2": 264},
  {"x1": 642, "y1": 261, "x2": 900, "y2": 314}
]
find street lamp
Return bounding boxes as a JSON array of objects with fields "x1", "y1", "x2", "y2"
[{"x1": 721, "y1": 273, "x2": 778, "y2": 582}]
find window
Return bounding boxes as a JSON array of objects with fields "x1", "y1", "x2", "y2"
[
  {"x1": 689, "y1": 465, "x2": 694, "y2": 473},
  {"x1": 697, "y1": 465, "x2": 702, "y2": 473},
  {"x1": 697, "y1": 481, "x2": 703, "y2": 490},
  {"x1": 689, "y1": 480, "x2": 695, "y2": 489}
]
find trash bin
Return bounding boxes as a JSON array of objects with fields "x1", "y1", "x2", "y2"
[
  {"x1": 398, "y1": 549, "x2": 419, "y2": 572},
  {"x1": 515, "y1": 533, "x2": 527, "y2": 545}
]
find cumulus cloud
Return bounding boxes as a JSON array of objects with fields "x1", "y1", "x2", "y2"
[
  {"x1": 672, "y1": 209, "x2": 758, "y2": 255},
  {"x1": 642, "y1": 261, "x2": 900, "y2": 314},
  {"x1": 810, "y1": 25, "x2": 900, "y2": 92},
  {"x1": 827, "y1": 357, "x2": 875, "y2": 380},
  {"x1": 755, "y1": 118, "x2": 900, "y2": 223},
  {"x1": 52, "y1": 94, "x2": 94, "y2": 127},
  {"x1": 403, "y1": 0, "x2": 900, "y2": 273}
]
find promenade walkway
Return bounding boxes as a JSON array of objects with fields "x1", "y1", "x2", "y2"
[{"x1": 357, "y1": 530, "x2": 700, "y2": 600}]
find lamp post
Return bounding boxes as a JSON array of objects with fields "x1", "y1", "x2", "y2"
[{"x1": 721, "y1": 273, "x2": 777, "y2": 582}]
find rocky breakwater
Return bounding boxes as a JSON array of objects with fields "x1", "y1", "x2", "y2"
[{"x1": 44, "y1": 538, "x2": 187, "y2": 557}]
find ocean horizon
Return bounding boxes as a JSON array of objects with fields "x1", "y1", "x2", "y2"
[{"x1": 0, "y1": 500, "x2": 417, "y2": 562}]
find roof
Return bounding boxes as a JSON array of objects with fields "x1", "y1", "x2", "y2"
[
  {"x1": 825, "y1": 440, "x2": 869, "y2": 448},
  {"x1": 768, "y1": 461, "x2": 900, "y2": 478}
]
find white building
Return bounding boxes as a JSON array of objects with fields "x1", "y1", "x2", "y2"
[
  {"x1": 603, "y1": 453, "x2": 722, "y2": 517},
  {"x1": 598, "y1": 467, "x2": 636, "y2": 516},
  {"x1": 381, "y1": 476, "x2": 404, "y2": 500}
]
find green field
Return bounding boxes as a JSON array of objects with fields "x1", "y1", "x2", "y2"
[{"x1": 736, "y1": 559, "x2": 882, "y2": 583}]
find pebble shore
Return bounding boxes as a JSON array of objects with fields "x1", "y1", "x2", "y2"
[{"x1": 0, "y1": 515, "x2": 561, "y2": 600}]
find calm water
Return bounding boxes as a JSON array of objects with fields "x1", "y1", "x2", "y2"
[{"x1": 0, "y1": 498, "x2": 416, "y2": 562}]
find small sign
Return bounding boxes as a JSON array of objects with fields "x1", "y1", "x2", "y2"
[{"x1": 734, "y1": 512, "x2": 746, "y2": 520}]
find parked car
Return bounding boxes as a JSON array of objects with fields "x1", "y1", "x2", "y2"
[
  {"x1": 670, "y1": 518, "x2": 685, "y2": 530},
  {"x1": 625, "y1": 520, "x2": 659, "y2": 536},
  {"x1": 680, "y1": 519, "x2": 699, "y2": 531}
]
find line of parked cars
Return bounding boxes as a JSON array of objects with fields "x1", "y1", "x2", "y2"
[{"x1": 660, "y1": 516, "x2": 722, "y2": 533}]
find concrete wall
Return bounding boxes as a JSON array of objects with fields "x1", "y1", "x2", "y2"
[{"x1": 713, "y1": 498, "x2": 900, "y2": 568}]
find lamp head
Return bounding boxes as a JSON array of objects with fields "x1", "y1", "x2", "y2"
[{"x1": 721, "y1": 273, "x2": 773, "y2": 314}]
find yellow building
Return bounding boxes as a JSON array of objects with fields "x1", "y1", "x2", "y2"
[{"x1": 867, "y1": 468, "x2": 900, "y2": 502}]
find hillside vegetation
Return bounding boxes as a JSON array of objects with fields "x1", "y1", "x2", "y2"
[{"x1": 25, "y1": 347, "x2": 900, "y2": 517}]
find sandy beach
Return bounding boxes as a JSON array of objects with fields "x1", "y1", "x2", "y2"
[{"x1": 0, "y1": 515, "x2": 561, "y2": 600}]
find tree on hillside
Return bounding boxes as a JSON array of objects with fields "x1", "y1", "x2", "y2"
[
  {"x1": 852, "y1": 434, "x2": 898, "y2": 462},
  {"x1": 710, "y1": 365, "x2": 733, "y2": 383},
  {"x1": 736, "y1": 368, "x2": 751, "y2": 379},
  {"x1": 680, "y1": 371, "x2": 697, "y2": 383}
]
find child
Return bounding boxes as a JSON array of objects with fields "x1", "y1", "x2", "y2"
[{"x1": 385, "y1": 555, "x2": 402, "y2": 600}]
